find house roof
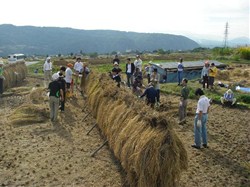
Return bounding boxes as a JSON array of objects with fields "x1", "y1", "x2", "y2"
[{"x1": 150, "y1": 60, "x2": 227, "y2": 70}]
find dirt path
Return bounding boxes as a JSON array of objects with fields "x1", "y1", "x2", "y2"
[{"x1": 0, "y1": 76, "x2": 249, "y2": 187}]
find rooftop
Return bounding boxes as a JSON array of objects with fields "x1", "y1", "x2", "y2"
[{"x1": 150, "y1": 60, "x2": 227, "y2": 70}]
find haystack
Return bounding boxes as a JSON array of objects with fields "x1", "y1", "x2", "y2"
[
  {"x1": 8, "y1": 104, "x2": 49, "y2": 126},
  {"x1": 85, "y1": 73, "x2": 188, "y2": 187},
  {"x1": 29, "y1": 87, "x2": 48, "y2": 104},
  {"x1": 2, "y1": 62, "x2": 27, "y2": 90}
]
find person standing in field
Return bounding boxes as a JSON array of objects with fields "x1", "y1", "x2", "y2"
[
  {"x1": 111, "y1": 62, "x2": 122, "y2": 87},
  {"x1": 177, "y1": 58, "x2": 184, "y2": 85},
  {"x1": 145, "y1": 63, "x2": 152, "y2": 84},
  {"x1": 0, "y1": 61, "x2": 5, "y2": 95},
  {"x1": 192, "y1": 88, "x2": 210, "y2": 149},
  {"x1": 208, "y1": 62, "x2": 218, "y2": 90},
  {"x1": 43, "y1": 56, "x2": 52, "y2": 87},
  {"x1": 178, "y1": 78, "x2": 190, "y2": 124},
  {"x1": 65, "y1": 63, "x2": 74, "y2": 97},
  {"x1": 48, "y1": 73, "x2": 64, "y2": 123},
  {"x1": 150, "y1": 68, "x2": 160, "y2": 104},
  {"x1": 125, "y1": 58, "x2": 135, "y2": 88},
  {"x1": 134, "y1": 55, "x2": 143, "y2": 72},
  {"x1": 112, "y1": 54, "x2": 120, "y2": 65},
  {"x1": 73, "y1": 57, "x2": 83, "y2": 89},
  {"x1": 201, "y1": 61, "x2": 210, "y2": 90},
  {"x1": 57, "y1": 72, "x2": 66, "y2": 112}
]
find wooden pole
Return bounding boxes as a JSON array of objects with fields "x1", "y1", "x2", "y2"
[
  {"x1": 82, "y1": 111, "x2": 91, "y2": 121},
  {"x1": 90, "y1": 140, "x2": 108, "y2": 157},
  {"x1": 86, "y1": 123, "x2": 97, "y2": 135}
]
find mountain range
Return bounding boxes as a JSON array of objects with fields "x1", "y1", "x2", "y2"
[{"x1": 0, "y1": 24, "x2": 199, "y2": 56}]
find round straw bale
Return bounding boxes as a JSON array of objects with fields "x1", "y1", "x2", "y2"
[{"x1": 2, "y1": 62, "x2": 27, "y2": 90}]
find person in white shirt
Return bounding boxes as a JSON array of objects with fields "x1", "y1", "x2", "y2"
[
  {"x1": 73, "y1": 57, "x2": 83, "y2": 89},
  {"x1": 65, "y1": 63, "x2": 74, "y2": 97},
  {"x1": 43, "y1": 57, "x2": 52, "y2": 87},
  {"x1": 192, "y1": 88, "x2": 210, "y2": 149},
  {"x1": 177, "y1": 58, "x2": 184, "y2": 85},
  {"x1": 201, "y1": 61, "x2": 210, "y2": 89},
  {"x1": 134, "y1": 55, "x2": 143, "y2": 72}
]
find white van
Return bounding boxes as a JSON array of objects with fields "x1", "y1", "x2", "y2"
[{"x1": 8, "y1": 54, "x2": 26, "y2": 63}]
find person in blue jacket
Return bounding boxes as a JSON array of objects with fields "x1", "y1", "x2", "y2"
[{"x1": 139, "y1": 83, "x2": 157, "y2": 108}]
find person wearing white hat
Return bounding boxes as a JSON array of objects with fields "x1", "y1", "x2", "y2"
[
  {"x1": 134, "y1": 55, "x2": 143, "y2": 72},
  {"x1": 220, "y1": 89, "x2": 236, "y2": 105},
  {"x1": 48, "y1": 73, "x2": 64, "y2": 123},
  {"x1": 43, "y1": 56, "x2": 52, "y2": 87},
  {"x1": 0, "y1": 60, "x2": 5, "y2": 95},
  {"x1": 111, "y1": 61, "x2": 122, "y2": 87}
]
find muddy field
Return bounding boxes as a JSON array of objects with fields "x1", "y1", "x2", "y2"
[{"x1": 0, "y1": 72, "x2": 249, "y2": 186}]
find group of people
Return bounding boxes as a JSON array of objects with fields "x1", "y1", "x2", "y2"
[
  {"x1": 110, "y1": 55, "x2": 161, "y2": 107},
  {"x1": 176, "y1": 76, "x2": 211, "y2": 149},
  {"x1": 178, "y1": 78, "x2": 237, "y2": 150},
  {"x1": 201, "y1": 61, "x2": 218, "y2": 90},
  {"x1": 45, "y1": 57, "x2": 90, "y2": 123}
]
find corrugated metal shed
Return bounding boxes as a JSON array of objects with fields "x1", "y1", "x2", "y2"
[
  {"x1": 149, "y1": 60, "x2": 227, "y2": 83},
  {"x1": 151, "y1": 60, "x2": 226, "y2": 71}
]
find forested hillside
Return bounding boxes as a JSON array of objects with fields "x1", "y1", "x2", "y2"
[{"x1": 0, "y1": 24, "x2": 199, "y2": 56}]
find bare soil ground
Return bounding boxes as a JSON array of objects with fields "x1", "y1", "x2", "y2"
[{"x1": 0, "y1": 73, "x2": 249, "y2": 187}]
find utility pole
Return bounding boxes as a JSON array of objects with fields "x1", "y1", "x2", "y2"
[{"x1": 223, "y1": 22, "x2": 229, "y2": 48}]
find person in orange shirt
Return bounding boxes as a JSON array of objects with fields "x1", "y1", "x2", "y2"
[{"x1": 208, "y1": 63, "x2": 218, "y2": 90}]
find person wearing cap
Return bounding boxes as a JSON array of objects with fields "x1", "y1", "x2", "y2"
[
  {"x1": 132, "y1": 68, "x2": 143, "y2": 96},
  {"x1": 208, "y1": 62, "x2": 218, "y2": 90},
  {"x1": 48, "y1": 73, "x2": 64, "y2": 123},
  {"x1": 0, "y1": 61, "x2": 5, "y2": 95},
  {"x1": 73, "y1": 58, "x2": 83, "y2": 89},
  {"x1": 201, "y1": 61, "x2": 210, "y2": 89},
  {"x1": 65, "y1": 63, "x2": 74, "y2": 97},
  {"x1": 192, "y1": 88, "x2": 210, "y2": 149},
  {"x1": 177, "y1": 58, "x2": 184, "y2": 85},
  {"x1": 43, "y1": 56, "x2": 52, "y2": 87},
  {"x1": 150, "y1": 68, "x2": 160, "y2": 104},
  {"x1": 139, "y1": 83, "x2": 157, "y2": 108},
  {"x1": 111, "y1": 62, "x2": 122, "y2": 87},
  {"x1": 134, "y1": 55, "x2": 143, "y2": 72},
  {"x1": 220, "y1": 89, "x2": 236, "y2": 105},
  {"x1": 178, "y1": 78, "x2": 190, "y2": 124},
  {"x1": 125, "y1": 58, "x2": 135, "y2": 88},
  {"x1": 112, "y1": 54, "x2": 120, "y2": 65}
]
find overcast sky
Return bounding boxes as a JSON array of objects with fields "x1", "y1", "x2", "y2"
[{"x1": 0, "y1": 0, "x2": 249, "y2": 40}]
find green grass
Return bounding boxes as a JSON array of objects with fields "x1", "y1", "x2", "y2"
[
  {"x1": 27, "y1": 61, "x2": 64, "y2": 77},
  {"x1": 27, "y1": 61, "x2": 44, "y2": 76},
  {"x1": 91, "y1": 63, "x2": 127, "y2": 73},
  {"x1": 160, "y1": 79, "x2": 250, "y2": 108},
  {"x1": 26, "y1": 59, "x2": 250, "y2": 108}
]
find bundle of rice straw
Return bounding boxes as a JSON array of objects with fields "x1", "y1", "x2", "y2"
[
  {"x1": 85, "y1": 73, "x2": 188, "y2": 187},
  {"x1": 2, "y1": 62, "x2": 27, "y2": 89}
]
